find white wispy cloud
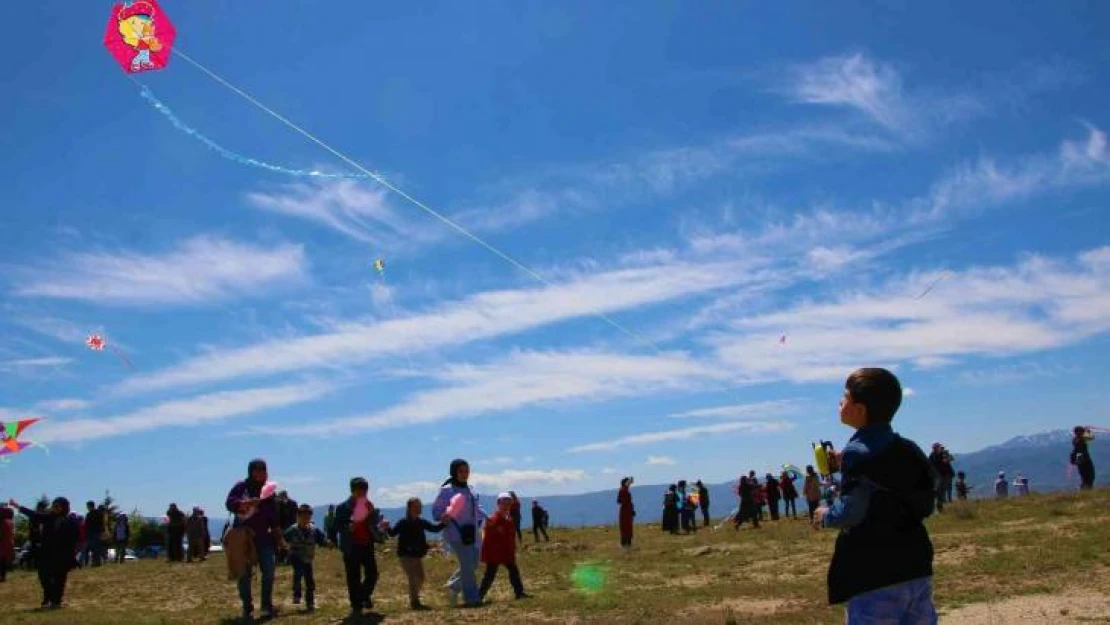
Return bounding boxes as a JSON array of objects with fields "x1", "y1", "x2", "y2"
[
  {"x1": 670, "y1": 399, "x2": 801, "y2": 419},
  {"x1": 646, "y1": 455, "x2": 676, "y2": 466},
  {"x1": 12, "y1": 236, "x2": 307, "y2": 306},
  {"x1": 781, "y1": 52, "x2": 982, "y2": 138},
  {"x1": 0, "y1": 357, "x2": 72, "y2": 368},
  {"x1": 455, "y1": 125, "x2": 897, "y2": 232},
  {"x1": 249, "y1": 349, "x2": 725, "y2": 437},
  {"x1": 246, "y1": 180, "x2": 439, "y2": 246},
  {"x1": 33, "y1": 382, "x2": 334, "y2": 444},
  {"x1": 568, "y1": 421, "x2": 795, "y2": 453},
  {"x1": 709, "y1": 247, "x2": 1110, "y2": 383},
  {"x1": 375, "y1": 469, "x2": 588, "y2": 505},
  {"x1": 116, "y1": 259, "x2": 758, "y2": 395},
  {"x1": 958, "y1": 362, "x2": 1078, "y2": 386},
  {"x1": 33, "y1": 398, "x2": 91, "y2": 412}
]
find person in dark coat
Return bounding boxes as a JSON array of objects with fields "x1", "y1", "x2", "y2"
[
  {"x1": 165, "y1": 504, "x2": 187, "y2": 562},
  {"x1": 186, "y1": 507, "x2": 209, "y2": 562},
  {"x1": 765, "y1": 474, "x2": 782, "y2": 521},
  {"x1": 83, "y1": 501, "x2": 105, "y2": 567},
  {"x1": 780, "y1": 471, "x2": 800, "y2": 519},
  {"x1": 328, "y1": 477, "x2": 386, "y2": 617},
  {"x1": 276, "y1": 492, "x2": 298, "y2": 564},
  {"x1": 112, "y1": 513, "x2": 131, "y2": 564},
  {"x1": 696, "y1": 480, "x2": 710, "y2": 527},
  {"x1": 734, "y1": 477, "x2": 760, "y2": 529},
  {"x1": 617, "y1": 477, "x2": 635, "y2": 549},
  {"x1": 1071, "y1": 426, "x2": 1096, "y2": 489},
  {"x1": 389, "y1": 498, "x2": 444, "y2": 610},
  {"x1": 531, "y1": 501, "x2": 550, "y2": 542},
  {"x1": 661, "y1": 485, "x2": 679, "y2": 534},
  {"x1": 10, "y1": 497, "x2": 80, "y2": 609}
]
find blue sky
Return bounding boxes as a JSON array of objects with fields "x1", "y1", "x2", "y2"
[{"x1": 2, "y1": 1, "x2": 1109, "y2": 517}]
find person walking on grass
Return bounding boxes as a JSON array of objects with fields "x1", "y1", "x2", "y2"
[
  {"x1": 814, "y1": 368, "x2": 937, "y2": 624},
  {"x1": 83, "y1": 501, "x2": 105, "y2": 567},
  {"x1": 766, "y1": 473, "x2": 782, "y2": 521},
  {"x1": 478, "y1": 493, "x2": 531, "y2": 604},
  {"x1": 433, "y1": 459, "x2": 486, "y2": 608},
  {"x1": 662, "y1": 485, "x2": 679, "y2": 534},
  {"x1": 330, "y1": 477, "x2": 386, "y2": 617},
  {"x1": 955, "y1": 472, "x2": 972, "y2": 501},
  {"x1": 994, "y1": 472, "x2": 1008, "y2": 499},
  {"x1": 1071, "y1": 426, "x2": 1096, "y2": 489},
  {"x1": 10, "y1": 497, "x2": 79, "y2": 609},
  {"x1": 617, "y1": 477, "x2": 635, "y2": 549},
  {"x1": 187, "y1": 507, "x2": 208, "y2": 563},
  {"x1": 284, "y1": 504, "x2": 328, "y2": 612},
  {"x1": 226, "y1": 458, "x2": 284, "y2": 621},
  {"x1": 696, "y1": 480, "x2": 710, "y2": 527},
  {"x1": 733, "y1": 476, "x2": 760, "y2": 530},
  {"x1": 389, "y1": 497, "x2": 445, "y2": 610},
  {"x1": 531, "y1": 500, "x2": 550, "y2": 542},
  {"x1": 112, "y1": 513, "x2": 130, "y2": 564},
  {"x1": 781, "y1": 470, "x2": 799, "y2": 519},
  {"x1": 166, "y1": 503, "x2": 186, "y2": 562}
]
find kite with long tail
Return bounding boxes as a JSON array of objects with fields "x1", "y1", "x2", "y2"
[
  {"x1": 101, "y1": 0, "x2": 658, "y2": 358},
  {"x1": 86, "y1": 334, "x2": 134, "y2": 369}
]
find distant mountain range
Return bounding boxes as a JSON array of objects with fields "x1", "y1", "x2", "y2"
[{"x1": 208, "y1": 428, "x2": 1105, "y2": 537}]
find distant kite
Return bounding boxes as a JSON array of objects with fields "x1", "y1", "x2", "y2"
[
  {"x1": 103, "y1": 1, "x2": 176, "y2": 74},
  {"x1": 373, "y1": 258, "x2": 385, "y2": 274},
  {"x1": 86, "y1": 334, "x2": 134, "y2": 369},
  {"x1": 779, "y1": 333, "x2": 787, "y2": 346}
]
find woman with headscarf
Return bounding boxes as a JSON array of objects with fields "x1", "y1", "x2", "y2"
[
  {"x1": 225, "y1": 458, "x2": 283, "y2": 621},
  {"x1": 186, "y1": 507, "x2": 208, "y2": 562},
  {"x1": 1071, "y1": 426, "x2": 1096, "y2": 489},
  {"x1": 617, "y1": 477, "x2": 635, "y2": 549},
  {"x1": 432, "y1": 459, "x2": 487, "y2": 608},
  {"x1": 165, "y1": 504, "x2": 187, "y2": 562},
  {"x1": 803, "y1": 465, "x2": 822, "y2": 522}
]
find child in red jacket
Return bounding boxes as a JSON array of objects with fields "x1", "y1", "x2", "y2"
[{"x1": 478, "y1": 493, "x2": 531, "y2": 603}]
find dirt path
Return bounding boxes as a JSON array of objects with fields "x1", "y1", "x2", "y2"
[{"x1": 942, "y1": 592, "x2": 1110, "y2": 624}]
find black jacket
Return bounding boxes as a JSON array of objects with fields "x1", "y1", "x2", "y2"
[
  {"x1": 19, "y1": 507, "x2": 79, "y2": 570},
  {"x1": 389, "y1": 517, "x2": 444, "y2": 558},
  {"x1": 828, "y1": 435, "x2": 936, "y2": 605},
  {"x1": 531, "y1": 505, "x2": 548, "y2": 527}
]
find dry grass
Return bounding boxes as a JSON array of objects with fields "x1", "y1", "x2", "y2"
[{"x1": 1, "y1": 488, "x2": 1108, "y2": 624}]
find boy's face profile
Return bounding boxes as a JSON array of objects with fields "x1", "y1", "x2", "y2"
[
  {"x1": 839, "y1": 388, "x2": 868, "y2": 428},
  {"x1": 297, "y1": 511, "x2": 310, "y2": 526}
]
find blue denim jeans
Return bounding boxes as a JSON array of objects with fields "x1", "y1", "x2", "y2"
[
  {"x1": 846, "y1": 577, "x2": 937, "y2": 625},
  {"x1": 446, "y1": 541, "x2": 480, "y2": 606},
  {"x1": 238, "y1": 545, "x2": 276, "y2": 613}
]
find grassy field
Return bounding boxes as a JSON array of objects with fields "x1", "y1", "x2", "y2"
[{"x1": 2, "y1": 489, "x2": 1109, "y2": 624}]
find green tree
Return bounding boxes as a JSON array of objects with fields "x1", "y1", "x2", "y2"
[{"x1": 134, "y1": 517, "x2": 166, "y2": 550}]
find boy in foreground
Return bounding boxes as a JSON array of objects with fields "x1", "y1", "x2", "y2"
[
  {"x1": 283, "y1": 504, "x2": 329, "y2": 611},
  {"x1": 813, "y1": 368, "x2": 938, "y2": 624}
]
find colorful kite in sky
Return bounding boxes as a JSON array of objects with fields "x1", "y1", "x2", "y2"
[
  {"x1": 104, "y1": 1, "x2": 176, "y2": 74},
  {"x1": 86, "y1": 334, "x2": 134, "y2": 369},
  {"x1": 1, "y1": 418, "x2": 43, "y2": 460},
  {"x1": 373, "y1": 259, "x2": 385, "y2": 274}
]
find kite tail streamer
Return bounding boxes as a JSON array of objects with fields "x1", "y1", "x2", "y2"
[
  {"x1": 108, "y1": 345, "x2": 134, "y2": 370},
  {"x1": 136, "y1": 83, "x2": 371, "y2": 181}
]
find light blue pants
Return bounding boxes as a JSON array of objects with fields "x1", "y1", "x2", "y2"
[
  {"x1": 238, "y1": 545, "x2": 276, "y2": 613},
  {"x1": 847, "y1": 577, "x2": 937, "y2": 625},
  {"x1": 446, "y1": 541, "x2": 481, "y2": 606}
]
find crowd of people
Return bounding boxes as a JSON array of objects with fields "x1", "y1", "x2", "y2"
[{"x1": 0, "y1": 369, "x2": 1100, "y2": 624}]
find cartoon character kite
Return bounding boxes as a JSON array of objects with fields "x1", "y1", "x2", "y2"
[
  {"x1": 1, "y1": 417, "x2": 44, "y2": 460},
  {"x1": 86, "y1": 334, "x2": 134, "y2": 369},
  {"x1": 104, "y1": 1, "x2": 176, "y2": 74},
  {"x1": 373, "y1": 258, "x2": 385, "y2": 274}
]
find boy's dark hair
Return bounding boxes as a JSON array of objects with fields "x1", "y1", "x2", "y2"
[
  {"x1": 350, "y1": 477, "x2": 368, "y2": 492},
  {"x1": 957, "y1": 471, "x2": 966, "y2": 479},
  {"x1": 297, "y1": 504, "x2": 312, "y2": 514},
  {"x1": 846, "y1": 368, "x2": 903, "y2": 425},
  {"x1": 87, "y1": 500, "x2": 95, "y2": 508}
]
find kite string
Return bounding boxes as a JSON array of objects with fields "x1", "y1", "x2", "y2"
[{"x1": 170, "y1": 48, "x2": 661, "y2": 354}]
